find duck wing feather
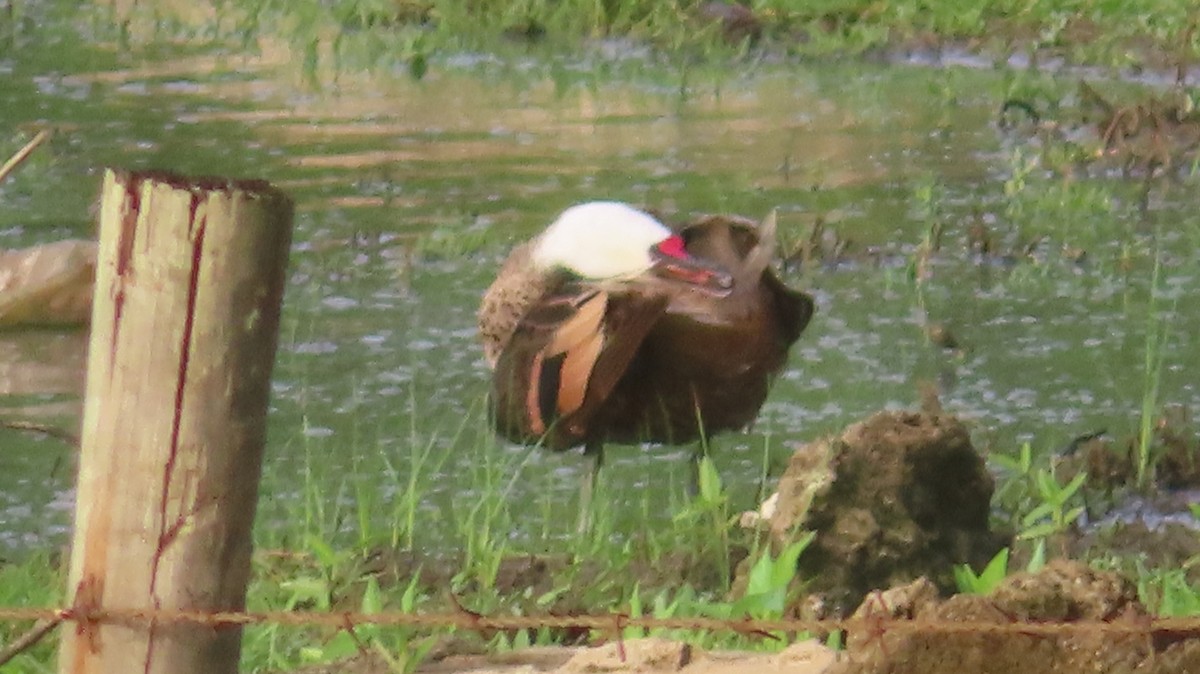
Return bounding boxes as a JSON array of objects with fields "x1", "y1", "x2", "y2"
[{"x1": 490, "y1": 281, "x2": 669, "y2": 449}]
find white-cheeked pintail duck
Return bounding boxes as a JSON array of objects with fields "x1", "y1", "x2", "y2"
[{"x1": 478, "y1": 201, "x2": 814, "y2": 508}]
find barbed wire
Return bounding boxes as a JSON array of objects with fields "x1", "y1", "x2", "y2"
[
  {"x1": 2, "y1": 604, "x2": 1199, "y2": 635},
  {"x1": 4, "y1": 602, "x2": 1200, "y2": 669}
]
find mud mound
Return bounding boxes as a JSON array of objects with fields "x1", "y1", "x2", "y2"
[
  {"x1": 831, "y1": 560, "x2": 1200, "y2": 674},
  {"x1": 745, "y1": 411, "x2": 1006, "y2": 614}
]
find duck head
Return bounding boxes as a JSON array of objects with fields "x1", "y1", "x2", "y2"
[{"x1": 531, "y1": 201, "x2": 734, "y2": 296}]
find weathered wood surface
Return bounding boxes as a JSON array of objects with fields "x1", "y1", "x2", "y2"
[{"x1": 58, "y1": 169, "x2": 293, "y2": 674}]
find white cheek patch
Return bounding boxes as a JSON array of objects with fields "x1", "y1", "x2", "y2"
[
  {"x1": 562, "y1": 239, "x2": 651, "y2": 279},
  {"x1": 532, "y1": 202, "x2": 672, "y2": 280}
]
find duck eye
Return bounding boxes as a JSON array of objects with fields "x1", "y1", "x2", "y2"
[{"x1": 655, "y1": 235, "x2": 688, "y2": 259}]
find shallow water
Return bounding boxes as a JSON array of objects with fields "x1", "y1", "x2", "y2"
[{"x1": 0, "y1": 3, "x2": 1197, "y2": 554}]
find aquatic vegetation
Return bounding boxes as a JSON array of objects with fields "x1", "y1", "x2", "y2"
[
  {"x1": 725, "y1": 535, "x2": 813, "y2": 621},
  {"x1": 1135, "y1": 251, "x2": 1173, "y2": 488},
  {"x1": 414, "y1": 216, "x2": 494, "y2": 259},
  {"x1": 96, "y1": 0, "x2": 1200, "y2": 88},
  {"x1": 991, "y1": 442, "x2": 1088, "y2": 546},
  {"x1": 1016, "y1": 469, "x2": 1088, "y2": 544}
]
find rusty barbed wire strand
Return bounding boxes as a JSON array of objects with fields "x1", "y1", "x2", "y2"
[{"x1": 1, "y1": 605, "x2": 1199, "y2": 637}]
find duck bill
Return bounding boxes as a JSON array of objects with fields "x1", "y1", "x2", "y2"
[{"x1": 649, "y1": 247, "x2": 734, "y2": 297}]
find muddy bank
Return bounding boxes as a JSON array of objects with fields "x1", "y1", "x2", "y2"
[
  {"x1": 829, "y1": 560, "x2": 1200, "y2": 674},
  {"x1": 287, "y1": 561, "x2": 1198, "y2": 674}
]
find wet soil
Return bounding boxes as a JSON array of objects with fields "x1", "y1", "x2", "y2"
[
  {"x1": 1071, "y1": 408, "x2": 1200, "y2": 493},
  {"x1": 1069, "y1": 519, "x2": 1200, "y2": 583},
  {"x1": 1050, "y1": 409, "x2": 1200, "y2": 578}
]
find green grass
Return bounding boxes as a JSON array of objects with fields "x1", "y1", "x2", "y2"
[
  {"x1": 95, "y1": 0, "x2": 1200, "y2": 84},
  {"x1": 0, "y1": 366, "x2": 1195, "y2": 674},
  {"x1": 2, "y1": 422, "x2": 1196, "y2": 674},
  {"x1": 1138, "y1": 562, "x2": 1200, "y2": 617},
  {"x1": 990, "y1": 442, "x2": 1089, "y2": 555},
  {"x1": 0, "y1": 554, "x2": 62, "y2": 674},
  {"x1": 226, "y1": 394, "x2": 792, "y2": 671},
  {"x1": 237, "y1": 440, "x2": 814, "y2": 671},
  {"x1": 241, "y1": 386, "x2": 1198, "y2": 671},
  {"x1": 1134, "y1": 250, "x2": 1173, "y2": 488}
]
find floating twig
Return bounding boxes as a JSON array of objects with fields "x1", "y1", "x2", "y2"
[
  {"x1": 0, "y1": 129, "x2": 52, "y2": 185},
  {"x1": 0, "y1": 419, "x2": 80, "y2": 446}
]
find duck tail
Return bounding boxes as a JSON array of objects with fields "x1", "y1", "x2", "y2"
[{"x1": 742, "y1": 209, "x2": 778, "y2": 278}]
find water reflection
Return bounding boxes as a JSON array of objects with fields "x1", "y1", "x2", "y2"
[
  {"x1": 0, "y1": 331, "x2": 83, "y2": 551},
  {"x1": 0, "y1": 331, "x2": 86, "y2": 407}
]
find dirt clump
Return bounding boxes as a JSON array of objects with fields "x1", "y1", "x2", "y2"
[
  {"x1": 744, "y1": 410, "x2": 1006, "y2": 614},
  {"x1": 829, "y1": 559, "x2": 1200, "y2": 674},
  {"x1": 986, "y1": 558, "x2": 1138, "y2": 621}
]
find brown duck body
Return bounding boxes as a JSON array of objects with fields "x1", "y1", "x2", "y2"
[{"x1": 479, "y1": 213, "x2": 813, "y2": 451}]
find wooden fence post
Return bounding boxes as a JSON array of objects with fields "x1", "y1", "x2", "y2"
[{"x1": 57, "y1": 169, "x2": 293, "y2": 674}]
